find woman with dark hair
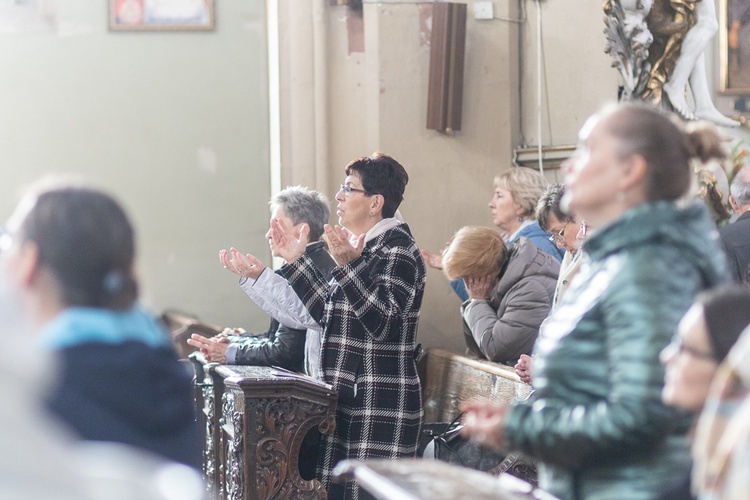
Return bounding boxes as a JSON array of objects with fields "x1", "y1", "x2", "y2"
[
  {"x1": 535, "y1": 183, "x2": 586, "y2": 309},
  {"x1": 460, "y1": 103, "x2": 729, "y2": 499},
  {"x1": 691, "y1": 311, "x2": 750, "y2": 499},
  {"x1": 658, "y1": 286, "x2": 750, "y2": 499},
  {"x1": 515, "y1": 183, "x2": 588, "y2": 384},
  {"x1": 226, "y1": 153, "x2": 426, "y2": 499},
  {"x1": 662, "y1": 286, "x2": 750, "y2": 412},
  {"x1": 0, "y1": 181, "x2": 201, "y2": 469}
]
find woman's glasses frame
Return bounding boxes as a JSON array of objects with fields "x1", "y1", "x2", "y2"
[
  {"x1": 339, "y1": 184, "x2": 368, "y2": 197},
  {"x1": 548, "y1": 222, "x2": 570, "y2": 245}
]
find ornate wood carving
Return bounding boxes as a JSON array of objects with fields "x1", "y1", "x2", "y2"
[
  {"x1": 489, "y1": 454, "x2": 538, "y2": 488},
  {"x1": 189, "y1": 356, "x2": 337, "y2": 500},
  {"x1": 222, "y1": 392, "x2": 244, "y2": 500},
  {"x1": 252, "y1": 398, "x2": 334, "y2": 499},
  {"x1": 203, "y1": 384, "x2": 215, "y2": 491}
]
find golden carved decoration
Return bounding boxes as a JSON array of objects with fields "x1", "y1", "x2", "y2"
[{"x1": 643, "y1": 0, "x2": 698, "y2": 106}]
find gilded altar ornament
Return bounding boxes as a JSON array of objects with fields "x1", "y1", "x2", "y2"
[
  {"x1": 604, "y1": 0, "x2": 740, "y2": 127},
  {"x1": 603, "y1": 0, "x2": 655, "y2": 100},
  {"x1": 642, "y1": 0, "x2": 696, "y2": 106},
  {"x1": 695, "y1": 165, "x2": 732, "y2": 223}
]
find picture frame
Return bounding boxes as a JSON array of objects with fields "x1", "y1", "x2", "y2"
[
  {"x1": 719, "y1": 0, "x2": 750, "y2": 94},
  {"x1": 109, "y1": 0, "x2": 215, "y2": 32}
]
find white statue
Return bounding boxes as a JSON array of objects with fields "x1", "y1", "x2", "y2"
[
  {"x1": 605, "y1": 0, "x2": 740, "y2": 128},
  {"x1": 663, "y1": 0, "x2": 739, "y2": 126}
]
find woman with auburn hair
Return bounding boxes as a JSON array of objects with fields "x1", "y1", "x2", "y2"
[
  {"x1": 461, "y1": 103, "x2": 729, "y2": 499},
  {"x1": 442, "y1": 226, "x2": 558, "y2": 364}
]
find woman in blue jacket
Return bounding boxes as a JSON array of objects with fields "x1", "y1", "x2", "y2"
[{"x1": 423, "y1": 166, "x2": 563, "y2": 301}]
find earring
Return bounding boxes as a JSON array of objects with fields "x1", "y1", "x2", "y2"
[
  {"x1": 369, "y1": 212, "x2": 374, "y2": 216},
  {"x1": 516, "y1": 216, "x2": 523, "y2": 222}
]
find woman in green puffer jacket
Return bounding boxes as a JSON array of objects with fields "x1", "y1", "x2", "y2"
[{"x1": 461, "y1": 103, "x2": 730, "y2": 500}]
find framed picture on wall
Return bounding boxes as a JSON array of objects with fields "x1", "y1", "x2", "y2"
[
  {"x1": 109, "y1": 0, "x2": 215, "y2": 31},
  {"x1": 720, "y1": 0, "x2": 750, "y2": 94}
]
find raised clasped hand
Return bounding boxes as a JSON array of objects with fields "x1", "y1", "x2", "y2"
[
  {"x1": 219, "y1": 247, "x2": 266, "y2": 280},
  {"x1": 324, "y1": 224, "x2": 365, "y2": 267},
  {"x1": 270, "y1": 217, "x2": 308, "y2": 263},
  {"x1": 420, "y1": 248, "x2": 444, "y2": 270},
  {"x1": 421, "y1": 241, "x2": 450, "y2": 270}
]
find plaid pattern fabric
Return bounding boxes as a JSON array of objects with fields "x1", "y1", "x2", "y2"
[
  {"x1": 279, "y1": 223, "x2": 426, "y2": 500},
  {"x1": 693, "y1": 329, "x2": 750, "y2": 498}
]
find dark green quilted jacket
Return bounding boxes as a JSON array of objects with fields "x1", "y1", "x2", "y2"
[{"x1": 504, "y1": 201, "x2": 729, "y2": 500}]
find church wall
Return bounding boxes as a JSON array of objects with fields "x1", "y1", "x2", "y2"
[
  {"x1": 3, "y1": 1, "x2": 736, "y2": 355},
  {"x1": 277, "y1": 0, "x2": 619, "y2": 354},
  {"x1": 0, "y1": 1, "x2": 273, "y2": 330}
]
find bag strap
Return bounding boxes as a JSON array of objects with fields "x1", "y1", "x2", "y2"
[{"x1": 438, "y1": 411, "x2": 465, "y2": 442}]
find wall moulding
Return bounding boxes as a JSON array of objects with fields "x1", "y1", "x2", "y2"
[{"x1": 513, "y1": 145, "x2": 575, "y2": 170}]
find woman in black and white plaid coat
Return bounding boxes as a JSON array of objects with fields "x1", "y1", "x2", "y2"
[{"x1": 265, "y1": 153, "x2": 426, "y2": 499}]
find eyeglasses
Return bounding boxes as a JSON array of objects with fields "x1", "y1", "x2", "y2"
[
  {"x1": 661, "y1": 337, "x2": 715, "y2": 362},
  {"x1": 578, "y1": 222, "x2": 588, "y2": 238},
  {"x1": 339, "y1": 184, "x2": 368, "y2": 196},
  {"x1": 548, "y1": 222, "x2": 570, "y2": 244}
]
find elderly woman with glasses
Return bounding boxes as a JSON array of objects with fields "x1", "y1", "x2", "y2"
[
  {"x1": 442, "y1": 226, "x2": 559, "y2": 364},
  {"x1": 535, "y1": 183, "x2": 588, "y2": 310},
  {"x1": 515, "y1": 184, "x2": 589, "y2": 384},
  {"x1": 460, "y1": 103, "x2": 729, "y2": 499},
  {"x1": 222, "y1": 152, "x2": 426, "y2": 500}
]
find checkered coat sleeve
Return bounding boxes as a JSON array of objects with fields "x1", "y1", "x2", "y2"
[{"x1": 278, "y1": 223, "x2": 426, "y2": 500}]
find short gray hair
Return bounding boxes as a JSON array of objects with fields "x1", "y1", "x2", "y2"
[
  {"x1": 271, "y1": 186, "x2": 330, "y2": 242},
  {"x1": 730, "y1": 166, "x2": 750, "y2": 206},
  {"x1": 536, "y1": 183, "x2": 575, "y2": 232}
]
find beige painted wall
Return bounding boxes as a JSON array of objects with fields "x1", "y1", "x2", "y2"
[
  {"x1": 1, "y1": 0, "x2": 740, "y2": 357},
  {"x1": 277, "y1": 0, "x2": 618, "y2": 354},
  {"x1": 0, "y1": 1, "x2": 273, "y2": 331},
  {"x1": 1, "y1": 1, "x2": 743, "y2": 355}
]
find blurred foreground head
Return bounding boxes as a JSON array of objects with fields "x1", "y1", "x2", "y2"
[{"x1": 7, "y1": 182, "x2": 138, "y2": 310}]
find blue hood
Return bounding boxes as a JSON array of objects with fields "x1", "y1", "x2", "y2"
[{"x1": 40, "y1": 306, "x2": 171, "y2": 350}]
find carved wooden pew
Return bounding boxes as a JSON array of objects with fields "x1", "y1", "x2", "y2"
[
  {"x1": 420, "y1": 347, "x2": 533, "y2": 421},
  {"x1": 418, "y1": 348, "x2": 536, "y2": 482},
  {"x1": 190, "y1": 353, "x2": 338, "y2": 499}
]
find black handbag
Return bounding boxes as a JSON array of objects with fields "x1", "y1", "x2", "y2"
[
  {"x1": 420, "y1": 412, "x2": 506, "y2": 472},
  {"x1": 419, "y1": 413, "x2": 538, "y2": 486}
]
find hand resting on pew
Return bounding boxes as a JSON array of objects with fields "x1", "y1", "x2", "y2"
[
  {"x1": 187, "y1": 334, "x2": 229, "y2": 363},
  {"x1": 514, "y1": 354, "x2": 533, "y2": 384}
]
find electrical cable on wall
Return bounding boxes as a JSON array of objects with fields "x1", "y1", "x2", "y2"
[{"x1": 535, "y1": 0, "x2": 543, "y2": 175}]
